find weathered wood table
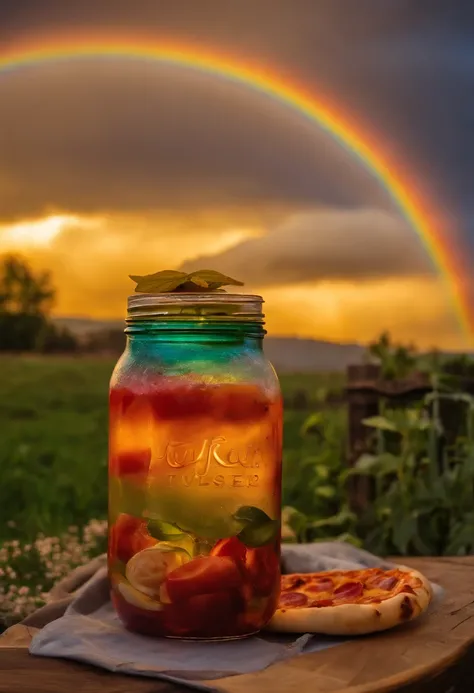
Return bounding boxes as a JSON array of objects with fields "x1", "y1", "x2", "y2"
[{"x1": 0, "y1": 557, "x2": 473, "y2": 693}]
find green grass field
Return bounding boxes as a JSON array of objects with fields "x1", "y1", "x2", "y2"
[{"x1": 0, "y1": 356, "x2": 344, "y2": 542}]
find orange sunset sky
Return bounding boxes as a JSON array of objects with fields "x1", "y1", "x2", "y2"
[{"x1": 0, "y1": 3, "x2": 469, "y2": 351}]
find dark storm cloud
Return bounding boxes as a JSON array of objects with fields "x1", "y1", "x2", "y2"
[
  {"x1": 0, "y1": 0, "x2": 472, "y2": 238},
  {"x1": 180, "y1": 208, "x2": 432, "y2": 285},
  {"x1": 0, "y1": 61, "x2": 388, "y2": 220}
]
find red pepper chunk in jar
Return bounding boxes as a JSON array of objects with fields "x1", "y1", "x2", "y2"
[
  {"x1": 163, "y1": 556, "x2": 242, "y2": 603},
  {"x1": 109, "y1": 514, "x2": 157, "y2": 564},
  {"x1": 212, "y1": 537, "x2": 281, "y2": 605}
]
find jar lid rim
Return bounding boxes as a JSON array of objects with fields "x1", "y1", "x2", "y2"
[{"x1": 128, "y1": 292, "x2": 263, "y2": 309}]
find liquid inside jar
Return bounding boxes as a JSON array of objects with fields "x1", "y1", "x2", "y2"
[{"x1": 108, "y1": 375, "x2": 282, "y2": 639}]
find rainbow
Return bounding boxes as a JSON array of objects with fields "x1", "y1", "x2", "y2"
[{"x1": 0, "y1": 35, "x2": 470, "y2": 345}]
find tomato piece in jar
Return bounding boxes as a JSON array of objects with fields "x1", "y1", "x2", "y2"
[
  {"x1": 109, "y1": 513, "x2": 157, "y2": 564},
  {"x1": 245, "y1": 544, "x2": 280, "y2": 596},
  {"x1": 211, "y1": 536, "x2": 247, "y2": 564},
  {"x1": 212, "y1": 537, "x2": 280, "y2": 605},
  {"x1": 163, "y1": 555, "x2": 241, "y2": 602}
]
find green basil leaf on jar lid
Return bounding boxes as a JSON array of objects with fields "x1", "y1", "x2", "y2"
[
  {"x1": 238, "y1": 519, "x2": 279, "y2": 548},
  {"x1": 187, "y1": 275, "x2": 209, "y2": 288},
  {"x1": 129, "y1": 269, "x2": 244, "y2": 294},
  {"x1": 187, "y1": 270, "x2": 244, "y2": 290},
  {"x1": 129, "y1": 270, "x2": 188, "y2": 293}
]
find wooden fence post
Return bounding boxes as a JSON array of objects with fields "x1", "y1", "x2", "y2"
[
  {"x1": 345, "y1": 365, "x2": 432, "y2": 510},
  {"x1": 345, "y1": 364, "x2": 381, "y2": 510}
]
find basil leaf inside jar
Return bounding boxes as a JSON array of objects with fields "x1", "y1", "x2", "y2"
[{"x1": 233, "y1": 506, "x2": 280, "y2": 548}]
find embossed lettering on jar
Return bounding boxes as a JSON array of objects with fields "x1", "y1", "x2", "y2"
[{"x1": 108, "y1": 292, "x2": 283, "y2": 639}]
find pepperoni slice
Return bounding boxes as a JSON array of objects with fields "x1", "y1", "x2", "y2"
[
  {"x1": 279, "y1": 592, "x2": 308, "y2": 607},
  {"x1": 376, "y1": 576, "x2": 399, "y2": 591},
  {"x1": 334, "y1": 581, "x2": 364, "y2": 599},
  {"x1": 307, "y1": 578, "x2": 333, "y2": 593},
  {"x1": 365, "y1": 574, "x2": 398, "y2": 591}
]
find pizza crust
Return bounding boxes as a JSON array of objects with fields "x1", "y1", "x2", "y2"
[{"x1": 265, "y1": 565, "x2": 433, "y2": 636}]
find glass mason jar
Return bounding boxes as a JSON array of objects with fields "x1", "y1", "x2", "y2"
[{"x1": 108, "y1": 292, "x2": 283, "y2": 639}]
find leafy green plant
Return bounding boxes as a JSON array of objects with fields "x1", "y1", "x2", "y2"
[
  {"x1": 282, "y1": 407, "x2": 360, "y2": 546},
  {"x1": 283, "y1": 350, "x2": 474, "y2": 557},
  {"x1": 367, "y1": 331, "x2": 419, "y2": 380},
  {"x1": 350, "y1": 391, "x2": 474, "y2": 556}
]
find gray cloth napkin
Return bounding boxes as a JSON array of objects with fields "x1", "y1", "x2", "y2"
[{"x1": 25, "y1": 542, "x2": 442, "y2": 689}]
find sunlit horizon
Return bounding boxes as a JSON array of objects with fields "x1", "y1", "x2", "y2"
[{"x1": 0, "y1": 208, "x2": 465, "y2": 351}]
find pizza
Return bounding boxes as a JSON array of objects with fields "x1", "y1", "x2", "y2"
[{"x1": 265, "y1": 565, "x2": 432, "y2": 635}]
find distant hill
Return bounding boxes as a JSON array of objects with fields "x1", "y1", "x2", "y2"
[
  {"x1": 263, "y1": 337, "x2": 366, "y2": 372},
  {"x1": 54, "y1": 316, "x2": 123, "y2": 336},
  {"x1": 53, "y1": 316, "x2": 368, "y2": 372}
]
